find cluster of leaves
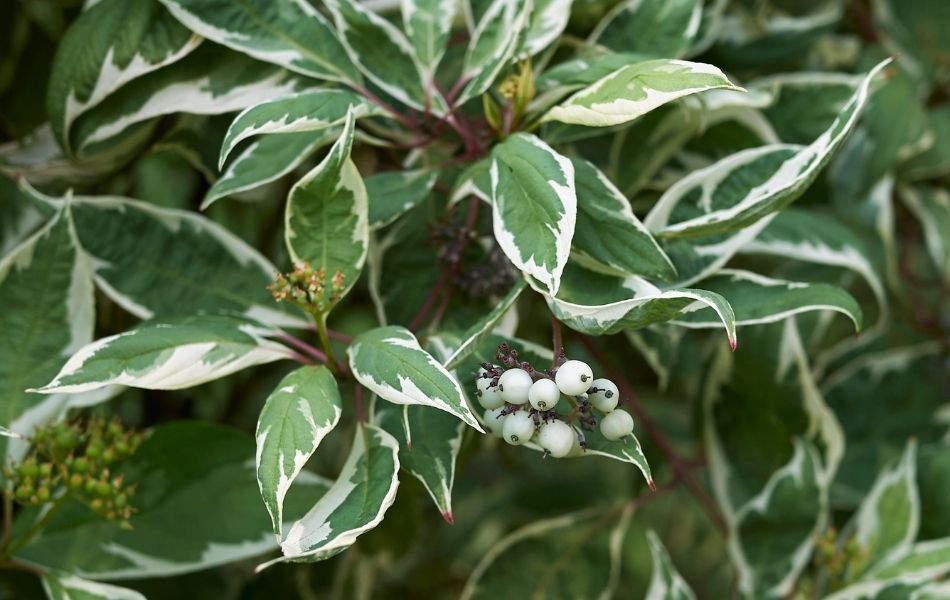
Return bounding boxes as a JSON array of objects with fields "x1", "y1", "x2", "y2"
[{"x1": 0, "y1": 0, "x2": 947, "y2": 598}]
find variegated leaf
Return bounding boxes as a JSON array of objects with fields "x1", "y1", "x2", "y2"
[
  {"x1": 645, "y1": 60, "x2": 889, "y2": 239},
  {"x1": 869, "y1": 536, "x2": 950, "y2": 581},
  {"x1": 348, "y1": 326, "x2": 483, "y2": 432},
  {"x1": 899, "y1": 185, "x2": 950, "y2": 280},
  {"x1": 450, "y1": 158, "x2": 492, "y2": 205},
  {"x1": 272, "y1": 423, "x2": 399, "y2": 563},
  {"x1": 219, "y1": 89, "x2": 380, "y2": 168},
  {"x1": 443, "y1": 279, "x2": 526, "y2": 370},
  {"x1": 490, "y1": 132, "x2": 577, "y2": 296},
  {"x1": 42, "y1": 572, "x2": 145, "y2": 600},
  {"x1": 902, "y1": 106, "x2": 950, "y2": 180},
  {"x1": 542, "y1": 59, "x2": 741, "y2": 127},
  {"x1": 458, "y1": 0, "x2": 532, "y2": 103},
  {"x1": 589, "y1": 0, "x2": 702, "y2": 58},
  {"x1": 535, "y1": 52, "x2": 646, "y2": 93},
  {"x1": 645, "y1": 530, "x2": 697, "y2": 600},
  {"x1": 671, "y1": 269, "x2": 862, "y2": 331},
  {"x1": 34, "y1": 315, "x2": 295, "y2": 394},
  {"x1": 402, "y1": 0, "x2": 457, "y2": 78},
  {"x1": 571, "y1": 157, "x2": 676, "y2": 280},
  {"x1": 519, "y1": 0, "x2": 572, "y2": 58},
  {"x1": 325, "y1": 0, "x2": 437, "y2": 112},
  {"x1": 367, "y1": 168, "x2": 438, "y2": 230},
  {"x1": 285, "y1": 111, "x2": 368, "y2": 303},
  {"x1": 256, "y1": 366, "x2": 343, "y2": 537},
  {"x1": 46, "y1": 0, "x2": 200, "y2": 154},
  {"x1": 201, "y1": 129, "x2": 337, "y2": 210},
  {"x1": 158, "y1": 0, "x2": 360, "y2": 83}
]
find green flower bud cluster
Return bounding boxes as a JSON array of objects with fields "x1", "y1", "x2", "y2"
[
  {"x1": 476, "y1": 343, "x2": 636, "y2": 458},
  {"x1": 4, "y1": 417, "x2": 144, "y2": 528},
  {"x1": 813, "y1": 527, "x2": 870, "y2": 591},
  {"x1": 269, "y1": 262, "x2": 346, "y2": 315}
]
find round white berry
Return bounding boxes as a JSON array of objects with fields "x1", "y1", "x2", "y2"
[
  {"x1": 588, "y1": 378, "x2": 619, "y2": 412},
  {"x1": 555, "y1": 360, "x2": 593, "y2": 396},
  {"x1": 537, "y1": 420, "x2": 575, "y2": 458},
  {"x1": 600, "y1": 409, "x2": 634, "y2": 441},
  {"x1": 498, "y1": 368, "x2": 532, "y2": 405},
  {"x1": 502, "y1": 411, "x2": 535, "y2": 445},
  {"x1": 475, "y1": 377, "x2": 504, "y2": 409},
  {"x1": 528, "y1": 379, "x2": 560, "y2": 411},
  {"x1": 483, "y1": 407, "x2": 506, "y2": 438}
]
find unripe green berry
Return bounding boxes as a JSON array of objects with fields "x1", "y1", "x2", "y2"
[
  {"x1": 502, "y1": 411, "x2": 535, "y2": 445},
  {"x1": 600, "y1": 409, "x2": 634, "y2": 441},
  {"x1": 73, "y1": 458, "x2": 89, "y2": 473},
  {"x1": 95, "y1": 480, "x2": 112, "y2": 498},
  {"x1": 555, "y1": 360, "x2": 593, "y2": 396},
  {"x1": 537, "y1": 420, "x2": 575, "y2": 458},
  {"x1": 588, "y1": 378, "x2": 619, "y2": 412},
  {"x1": 86, "y1": 443, "x2": 103, "y2": 459},
  {"x1": 114, "y1": 441, "x2": 130, "y2": 456},
  {"x1": 84, "y1": 478, "x2": 98, "y2": 495},
  {"x1": 68, "y1": 473, "x2": 84, "y2": 490},
  {"x1": 36, "y1": 486, "x2": 51, "y2": 503},
  {"x1": 498, "y1": 368, "x2": 532, "y2": 405},
  {"x1": 114, "y1": 493, "x2": 128, "y2": 509},
  {"x1": 39, "y1": 463, "x2": 53, "y2": 477},
  {"x1": 90, "y1": 498, "x2": 104, "y2": 512},
  {"x1": 107, "y1": 422, "x2": 123, "y2": 438},
  {"x1": 15, "y1": 484, "x2": 32, "y2": 502},
  {"x1": 528, "y1": 379, "x2": 560, "y2": 411},
  {"x1": 19, "y1": 459, "x2": 39, "y2": 479},
  {"x1": 102, "y1": 449, "x2": 116, "y2": 464},
  {"x1": 55, "y1": 430, "x2": 79, "y2": 451},
  {"x1": 475, "y1": 377, "x2": 505, "y2": 410}
]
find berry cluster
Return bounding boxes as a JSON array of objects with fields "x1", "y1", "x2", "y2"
[
  {"x1": 4, "y1": 417, "x2": 143, "y2": 526},
  {"x1": 432, "y1": 223, "x2": 516, "y2": 300},
  {"x1": 269, "y1": 262, "x2": 346, "y2": 315},
  {"x1": 475, "y1": 344, "x2": 635, "y2": 458}
]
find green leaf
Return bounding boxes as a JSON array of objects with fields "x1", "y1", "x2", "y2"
[
  {"x1": 157, "y1": 0, "x2": 360, "y2": 83},
  {"x1": 366, "y1": 168, "x2": 438, "y2": 230},
  {"x1": 450, "y1": 158, "x2": 492, "y2": 205},
  {"x1": 570, "y1": 157, "x2": 676, "y2": 280},
  {"x1": 536, "y1": 52, "x2": 649, "y2": 93},
  {"x1": 376, "y1": 402, "x2": 464, "y2": 521},
  {"x1": 285, "y1": 111, "x2": 368, "y2": 303},
  {"x1": 42, "y1": 572, "x2": 145, "y2": 600},
  {"x1": 899, "y1": 185, "x2": 950, "y2": 280},
  {"x1": 645, "y1": 530, "x2": 697, "y2": 600},
  {"x1": 325, "y1": 0, "x2": 436, "y2": 112},
  {"x1": 349, "y1": 326, "x2": 483, "y2": 432},
  {"x1": 458, "y1": 0, "x2": 532, "y2": 103},
  {"x1": 490, "y1": 132, "x2": 577, "y2": 296},
  {"x1": 219, "y1": 89, "x2": 381, "y2": 168},
  {"x1": 902, "y1": 106, "x2": 950, "y2": 180},
  {"x1": 46, "y1": 0, "x2": 200, "y2": 154},
  {"x1": 460, "y1": 506, "x2": 634, "y2": 600},
  {"x1": 519, "y1": 0, "x2": 572, "y2": 58},
  {"x1": 672, "y1": 269, "x2": 862, "y2": 331},
  {"x1": 443, "y1": 279, "x2": 526, "y2": 370},
  {"x1": 272, "y1": 423, "x2": 400, "y2": 563},
  {"x1": 542, "y1": 58, "x2": 741, "y2": 127},
  {"x1": 851, "y1": 440, "x2": 920, "y2": 571},
  {"x1": 201, "y1": 129, "x2": 337, "y2": 210},
  {"x1": 869, "y1": 536, "x2": 950, "y2": 581},
  {"x1": 0, "y1": 208, "x2": 94, "y2": 461},
  {"x1": 256, "y1": 365, "x2": 343, "y2": 537},
  {"x1": 16, "y1": 421, "x2": 331, "y2": 578},
  {"x1": 589, "y1": 0, "x2": 702, "y2": 58},
  {"x1": 752, "y1": 71, "x2": 861, "y2": 145},
  {"x1": 34, "y1": 315, "x2": 294, "y2": 394},
  {"x1": 872, "y1": 0, "x2": 950, "y2": 90},
  {"x1": 402, "y1": 0, "x2": 457, "y2": 78}
]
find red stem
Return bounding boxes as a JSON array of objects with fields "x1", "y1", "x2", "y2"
[
  {"x1": 279, "y1": 333, "x2": 328, "y2": 364},
  {"x1": 354, "y1": 384, "x2": 366, "y2": 423}
]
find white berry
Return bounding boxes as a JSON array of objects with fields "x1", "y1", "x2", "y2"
[
  {"x1": 498, "y1": 368, "x2": 532, "y2": 405},
  {"x1": 528, "y1": 379, "x2": 560, "y2": 411},
  {"x1": 600, "y1": 409, "x2": 634, "y2": 441},
  {"x1": 555, "y1": 360, "x2": 593, "y2": 396},
  {"x1": 475, "y1": 377, "x2": 504, "y2": 409},
  {"x1": 588, "y1": 378, "x2": 619, "y2": 412},
  {"x1": 502, "y1": 411, "x2": 535, "y2": 445},
  {"x1": 537, "y1": 420, "x2": 575, "y2": 458},
  {"x1": 483, "y1": 407, "x2": 506, "y2": 438}
]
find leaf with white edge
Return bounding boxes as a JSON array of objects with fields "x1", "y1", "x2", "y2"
[
  {"x1": 219, "y1": 89, "x2": 381, "y2": 168},
  {"x1": 535, "y1": 52, "x2": 648, "y2": 93},
  {"x1": 157, "y1": 0, "x2": 360, "y2": 83},
  {"x1": 577, "y1": 420, "x2": 653, "y2": 485},
  {"x1": 899, "y1": 185, "x2": 950, "y2": 280},
  {"x1": 70, "y1": 43, "x2": 307, "y2": 154},
  {"x1": 325, "y1": 0, "x2": 436, "y2": 113},
  {"x1": 349, "y1": 326, "x2": 483, "y2": 431},
  {"x1": 20, "y1": 185, "x2": 307, "y2": 327},
  {"x1": 367, "y1": 169, "x2": 438, "y2": 230},
  {"x1": 823, "y1": 578, "x2": 934, "y2": 600},
  {"x1": 47, "y1": 0, "x2": 200, "y2": 154},
  {"x1": 519, "y1": 0, "x2": 572, "y2": 58},
  {"x1": 271, "y1": 423, "x2": 399, "y2": 564},
  {"x1": 450, "y1": 158, "x2": 492, "y2": 205},
  {"x1": 42, "y1": 572, "x2": 145, "y2": 600},
  {"x1": 645, "y1": 60, "x2": 889, "y2": 238},
  {"x1": 16, "y1": 421, "x2": 331, "y2": 579},
  {"x1": 256, "y1": 366, "x2": 343, "y2": 537},
  {"x1": 285, "y1": 111, "x2": 368, "y2": 303},
  {"x1": 671, "y1": 269, "x2": 862, "y2": 331},
  {"x1": 851, "y1": 439, "x2": 920, "y2": 571},
  {"x1": 545, "y1": 262, "x2": 736, "y2": 347},
  {"x1": 542, "y1": 59, "x2": 741, "y2": 127},
  {"x1": 460, "y1": 506, "x2": 633, "y2": 600},
  {"x1": 490, "y1": 132, "x2": 577, "y2": 296},
  {"x1": 645, "y1": 531, "x2": 697, "y2": 600},
  {"x1": 571, "y1": 157, "x2": 676, "y2": 280},
  {"x1": 869, "y1": 536, "x2": 950, "y2": 581},
  {"x1": 443, "y1": 280, "x2": 527, "y2": 370},
  {"x1": 589, "y1": 0, "x2": 702, "y2": 58},
  {"x1": 202, "y1": 129, "x2": 337, "y2": 210},
  {"x1": 402, "y1": 0, "x2": 456, "y2": 79},
  {"x1": 458, "y1": 0, "x2": 532, "y2": 104},
  {"x1": 376, "y1": 402, "x2": 464, "y2": 522},
  {"x1": 35, "y1": 315, "x2": 295, "y2": 394},
  {"x1": 902, "y1": 106, "x2": 950, "y2": 181},
  {"x1": 0, "y1": 208, "x2": 94, "y2": 462}
]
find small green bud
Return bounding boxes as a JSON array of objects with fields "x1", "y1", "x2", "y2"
[
  {"x1": 15, "y1": 484, "x2": 32, "y2": 502},
  {"x1": 73, "y1": 458, "x2": 89, "y2": 473},
  {"x1": 39, "y1": 463, "x2": 53, "y2": 477},
  {"x1": 84, "y1": 478, "x2": 98, "y2": 495},
  {"x1": 36, "y1": 486, "x2": 51, "y2": 503},
  {"x1": 90, "y1": 498, "x2": 104, "y2": 512},
  {"x1": 107, "y1": 421, "x2": 123, "y2": 438},
  {"x1": 102, "y1": 449, "x2": 116, "y2": 464},
  {"x1": 86, "y1": 442, "x2": 103, "y2": 459},
  {"x1": 114, "y1": 493, "x2": 128, "y2": 509},
  {"x1": 68, "y1": 473, "x2": 84, "y2": 490},
  {"x1": 95, "y1": 480, "x2": 112, "y2": 498},
  {"x1": 19, "y1": 459, "x2": 39, "y2": 479}
]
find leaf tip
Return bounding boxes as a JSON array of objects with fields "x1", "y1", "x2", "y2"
[
  {"x1": 648, "y1": 479, "x2": 657, "y2": 492},
  {"x1": 729, "y1": 339, "x2": 738, "y2": 352},
  {"x1": 441, "y1": 511, "x2": 455, "y2": 524}
]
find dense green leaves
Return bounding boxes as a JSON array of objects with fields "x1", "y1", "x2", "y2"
[
  {"x1": 366, "y1": 168, "x2": 438, "y2": 230},
  {"x1": 590, "y1": 0, "x2": 702, "y2": 58},
  {"x1": 402, "y1": 0, "x2": 456, "y2": 78},
  {"x1": 442, "y1": 279, "x2": 526, "y2": 370},
  {"x1": 646, "y1": 531, "x2": 697, "y2": 600},
  {"x1": 459, "y1": 0, "x2": 532, "y2": 103},
  {"x1": 42, "y1": 573, "x2": 145, "y2": 600}
]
